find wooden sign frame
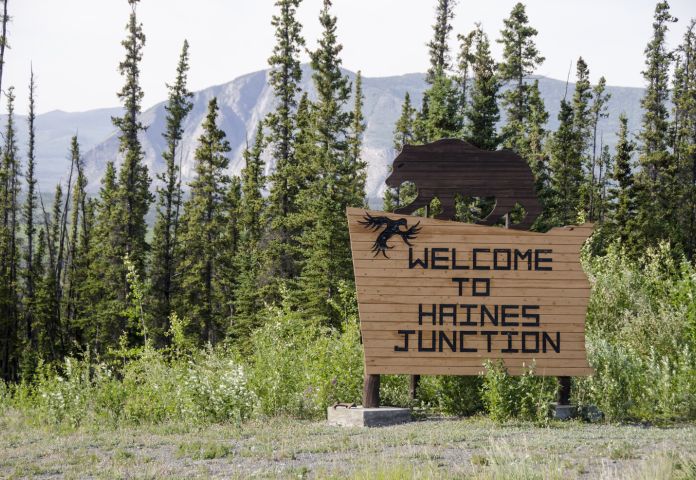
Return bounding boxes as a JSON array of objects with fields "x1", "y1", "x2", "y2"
[{"x1": 347, "y1": 208, "x2": 593, "y2": 379}]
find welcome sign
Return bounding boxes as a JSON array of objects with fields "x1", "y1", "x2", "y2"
[{"x1": 347, "y1": 208, "x2": 593, "y2": 377}]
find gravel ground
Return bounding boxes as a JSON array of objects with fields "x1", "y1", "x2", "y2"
[{"x1": 1, "y1": 410, "x2": 695, "y2": 479}]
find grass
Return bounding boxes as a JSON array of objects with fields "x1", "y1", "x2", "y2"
[{"x1": 1, "y1": 409, "x2": 695, "y2": 479}]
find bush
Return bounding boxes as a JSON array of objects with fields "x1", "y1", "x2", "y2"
[
  {"x1": 575, "y1": 243, "x2": 696, "y2": 422},
  {"x1": 418, "y1": 375, "x2": 484, "y2": 417},
  {"x1": 480, "y1": 361, "x2": 557, "y2": 424},
  {"x1": 248, "y1": 283, "x2": 363, "y2": 418}
]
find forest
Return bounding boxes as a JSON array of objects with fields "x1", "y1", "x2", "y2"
[{"x1": 0, "y1": 0, "x2": 695, "y2": 427}]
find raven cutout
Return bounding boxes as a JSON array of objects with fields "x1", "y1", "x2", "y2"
[{"x1": 359, "y1": 212, "x2": 421, "y2": 258}]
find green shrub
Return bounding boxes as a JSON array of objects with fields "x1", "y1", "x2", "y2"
[
  {"x1": 481, "y1": 361, "x2": 557, "y2": 424},
  {"x1": 248, "y1": 282, "x2": 363, "y2": 418},
  {"x1": 575, "y1": 243, "x2": 696, "y2": 422},
  {"x1": 418, "y1": 375, "x2": 484, "y2": 417},
  {"x1": 181, "y1": 348, "x2": 256, "y2": 424}
]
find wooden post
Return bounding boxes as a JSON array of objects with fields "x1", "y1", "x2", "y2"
[
  {"x1": 363, "y1": 374, "x2": 380, "y2": 408},
  {"x1": 409, "y1": 374, "x2": 420, "y2": 401},
  {"x1": 558, "y1": 376, "x2": 571, "y2": 405}
]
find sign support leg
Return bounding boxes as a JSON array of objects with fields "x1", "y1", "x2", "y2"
[
  {"x1": 363, "y1": 374, "x2": 380, "y2": 408},
  {"x1": 557, "y1": 376, "x2": 571, "y2": 405},
  {"x1": 409, "y1": 374, "x2": 420, "y2": 401}
]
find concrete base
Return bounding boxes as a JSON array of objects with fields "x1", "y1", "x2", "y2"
[
  {"x1": 327, "y1": 406, "x2": 411, "y2": 427},
  {"x1": 552, "y1": 403, "x2": 577, "y2": 420}
]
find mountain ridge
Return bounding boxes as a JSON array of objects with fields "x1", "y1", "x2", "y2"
[{"x1": 2, "y1": 66, "x2": 646, "y2": 204}]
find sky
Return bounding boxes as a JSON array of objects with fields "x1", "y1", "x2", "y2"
[{"x1": 6, "y1": 0, "x2": 696, "y2": 115}]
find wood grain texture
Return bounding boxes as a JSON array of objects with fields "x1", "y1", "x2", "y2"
[
  {"x1": 347, "y1": 207, "x2": 594, "y2": 377},
  {"x1": 384, "y1": 139, "x2": 542, "y2": 229}
]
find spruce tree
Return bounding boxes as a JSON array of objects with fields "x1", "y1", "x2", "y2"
[
  {"x1": 608, "y1": 114, "x2": 636, "y2": 244},
  {"x1": 0, "y1": 86, "x2": 20, "y2": 380},
  {"x1": 426, "y1": 0, "x2": 456, "y2": 83},
  {"x1": 634, "y1": 1, "x2": 678, "y2": 248},
  {"x1": 150, "y1": 40, "x2": 193, "y2": 342},
  {"x1": 497, "y1": 2, "x2": 545, "y2": 152},
  {"x1": 265, "y1": 0, "x2": 306, "y2": 285},
  {"x1": 572, "y1": 57, "x2": 593, "y2": 155},
  {"x1": 176, "y1": 98, "x2": 231, "y2": 344},
  {"x1": 23, "y1": 71, "x2": 38, "y2": 352},
  {"x1": 297, "y1": 0, "x2": 365, "y2": 324},
  {"x1": 111, "y1": 0, "x2": 152, "y2": 280},
  {"x1": 673, "y1": 19, "x2": 696, "y2": 257},
  {"x1": 94, "y1": 0, "x2": 152, "y2": 349},
  {"x1": 232, "y1": 124, "x2": 266, "y2": 342},
  {"x1": 465, "y1": 26, "x2": 500, "y2": 150},
  {"x1": 63, "y1": 136, "x2": 87, "y2": 343},
  {"x1": 348, "y1": 71, "x2": 367, "y2": 205},
  {"x1": 85, "y1": 162, "x2": 122, "y2": 352},
  {"x1": 524, "y1": 80, "x2": 552, "y2": 229},
  {"x1": 548, "y1": 100, "x2": 582, "y2": 225},
  {"x1": 39, "y1": 184, "x2": 65, "y2": 360},
  {"x1": 384, "y1": 92, "x2": 416, "y2": 212},
  {"x1": 456, "y1": 30, "x2": 475, "y2": 123},
  {"x1": 0, "y1": 0, "x2": 7, "y2": 98},
  {"x1": 587, "y1": 77, "x2": 611, "y2": 220}
]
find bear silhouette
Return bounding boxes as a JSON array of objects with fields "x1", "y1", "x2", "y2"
[{"x1": 385, "y1": 139, "x2": 541, "y2": 230}]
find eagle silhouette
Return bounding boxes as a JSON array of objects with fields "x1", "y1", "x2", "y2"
[{"x1": 359, "y1": 212, "x2": 421, "y2": 258}]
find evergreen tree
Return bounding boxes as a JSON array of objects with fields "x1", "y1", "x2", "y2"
[
  {"x1": 85, "y1": 162, "x2": 122, "y2": 352},
  {"x1": 456, "y1": 30, "x2": 475, "y2": 123},
  {"x1": 634, "y1": 1, "x2": 678, "y2": 248},
  {"x1": 608, "y1": 114, "x2": 636, "y2": 244},
  {"x1": 38, "y1": 184, "x2": 65, "y2": 360},
  {"x1": 232, "y1": 124, "x2": 266, "y2": 342},
  {"x1": 497, "y1": 2, "x2": 545, "y2": 152},
  {"x1": 524, "y1": 80, "x2": 552, "y2": 229},
  {"x1": 384, "y1": 92, "x2": 416, "y2": 212},
  {"x1": 177, "y1": 98, "x2": 231, "y2": 344},
  {"x1": 94, "y1": 0, "x2": 152, "y2": 350},
  {"x1": 393, "y1": 92, "x2": 416, "y2": 152},
  {"x1": 587, "y1": 77, "x2": 611, "y2": 220},
  {"x1": 557, "y1": 57, "x2": 594, "y2": 224},
  {"x1": 265, "y1": 0, "x2": 306, "y2": 285},
  {"x1": 63, "y1": 136, "x2": 88, "y2": 343},
  {"x1": 297, "y1": 0, "x2": 365, "y2": 324},
  {"x1": 0, "y1": 86, "x2": 20, "y2": 380},
  {"x1": 0, "y1": 0, "x2": 8, "y2": 98},
  {"x1": 426, "y1": 0, "x2": 456, "y2": 83},
  {"x1": 22, "y1": 71, "x2": 38, "y2": 354},
  {"x1": 150, "y1": 40, "x2": 193, "y2": 342},
  {"x1": 465, "y1": 26, "x2": 500, "y2": 150},
  {"x1": 548, "y1": 100, "x2": 583, "y2": 225},
  {"x1": 596, "y1": 142, "x2": 613, "y2": 224},
  {"x1": 111, "y1": 0, "x2": 152, "y2": 281},
  {"x1": 673, "y1": 19, "x2": 696, "y2": 257},
  {"x1": 348, "y1": 70, "x2": 367, "y2": 205}
]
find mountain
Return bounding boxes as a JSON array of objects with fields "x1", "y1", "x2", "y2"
[{"x1": 4, "y1": 66, "x2": 645, "y2": 206}]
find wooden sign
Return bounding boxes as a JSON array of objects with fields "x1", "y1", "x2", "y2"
[{"x1": 347, "y1": 208, "x2": 593, "y2": 377}]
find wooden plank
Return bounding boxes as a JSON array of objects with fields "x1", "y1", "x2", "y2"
[
  {"x1": 359, "y1": 312, "x2": 588, "y2": 322},
  {"x1": 359, "y1": 322, "x2": 586, "y2": 332},
  {"x1": 366, "y1": 331, "x2": 587, "y2": 342},
  {"x1": 354, "y1": 268, "x2": 590, "y2": 280},
  {"x1": 351, "y1": 258, "x2": 585, "y2": 269},
  {"x1": 365, "y1": 365, "x2": 594, "y2": 376},
  {"x1": 356, "y1": 277, "x2": 590, "y2": 289},
  {"x1": 358, "y1": 294, "x2": 589, "y2": 306},
  {"x1": 358, "y1": 304, "x2": 589, "y2": 315},
  {"x1": 356, "y1": 286, "x2": 590, "y2": 298},
  {"x1": 350, "y1": 249, "x2": 584, "y2": 263},
  {"x1": 349, "y1": 232, "x2": 589, "y2": 246}
]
